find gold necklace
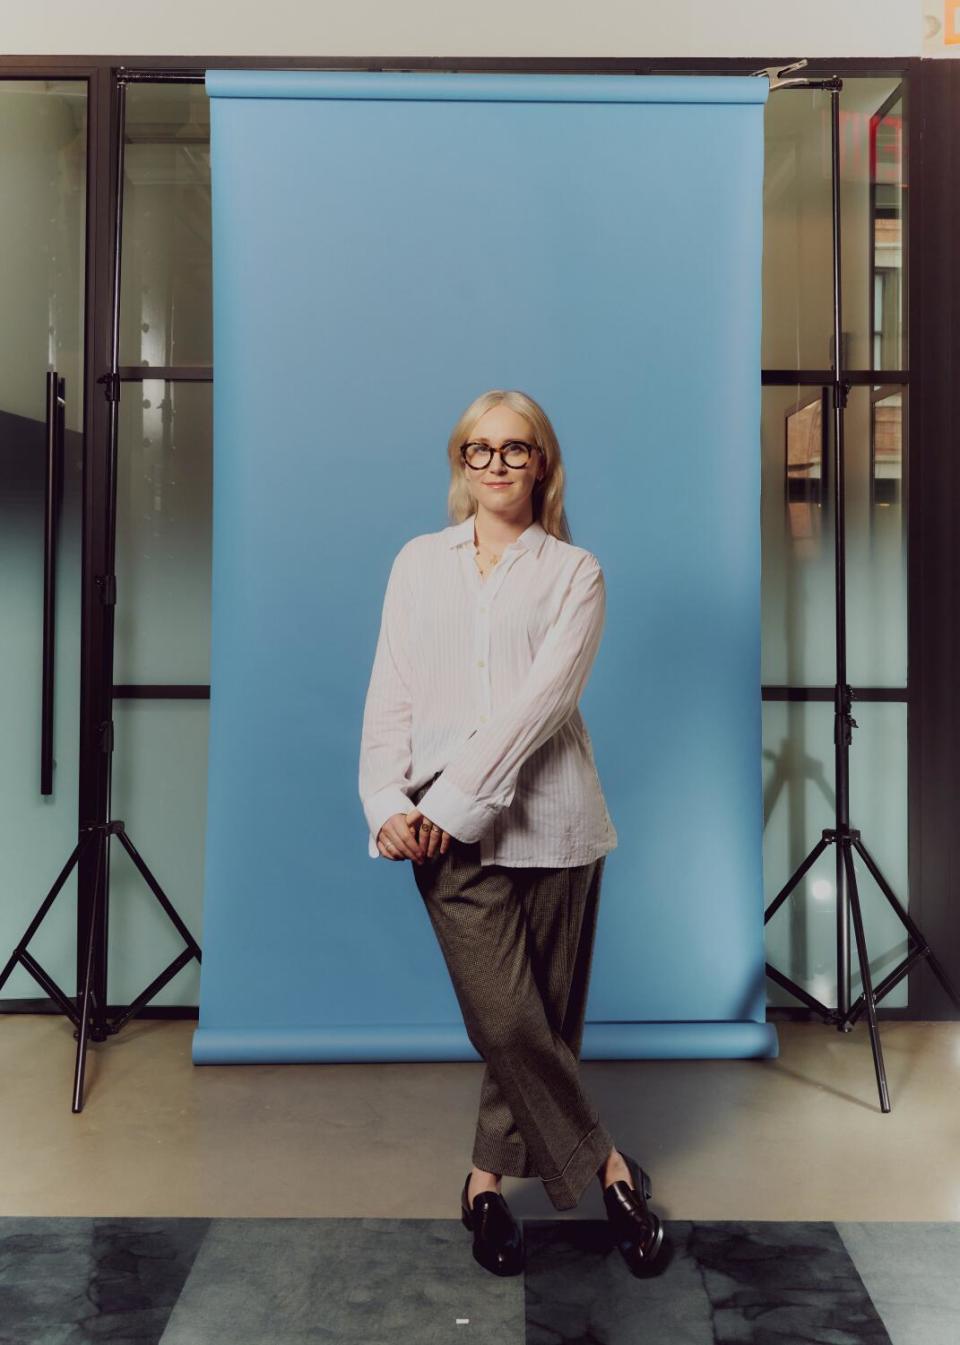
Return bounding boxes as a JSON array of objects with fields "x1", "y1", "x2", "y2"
[
  {"x1": 473, "y1": 523, "x2": 502, "y2": 572},
  {"x1": 474, "y1": 547, "x2": 499, "y2": 580},
  {"x1": 474, "y1": 542, "x2": 501, "y2": 566}
]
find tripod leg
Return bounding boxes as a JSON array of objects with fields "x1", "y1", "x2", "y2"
[
  {"x1": 763, "y1": 834, "x2": 838, "y2": 1017},
  {"x1": 852, "y1": 836, "x2": 960, "y2": 1012},
  {"x1": 842, "y1": 841, "x2": 891, "y2": 1112},
  {"x1": 0, "y1": 841, "x2": 83, "y2": 993},
  {"x1": 112, "y1": 826, "x2": 202, "y2": 960},
  {"x1": 765, "y1": 833, "x2": 831, "y2": 924},
  {"x1": 72, "y1": 828, "x2": 107, "y2": 1114}
]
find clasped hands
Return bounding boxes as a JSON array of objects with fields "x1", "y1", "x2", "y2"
[{"x1": 376, "y1": 807, "x2": 452, "y2": 864}]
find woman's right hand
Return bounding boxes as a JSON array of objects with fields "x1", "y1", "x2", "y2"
[{"x1": 376, "y1": 812, "x2": 428, "y2": 863}]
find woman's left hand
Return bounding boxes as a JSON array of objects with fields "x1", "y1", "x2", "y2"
[{"x1": 406, "y1": 806, "x2": 451, "y2": 860}]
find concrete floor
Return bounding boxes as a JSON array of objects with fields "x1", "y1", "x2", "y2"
[{"x1": 2, "y1": 1015, "x2": 957, "y2": 1223}]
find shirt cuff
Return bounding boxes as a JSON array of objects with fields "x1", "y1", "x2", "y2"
[
  {"x1": 364, "y1": 784, "x2": 415, "y2": 859},
  {"x1": 414, "y1": 771, "x2": 497, "y2": 844}
]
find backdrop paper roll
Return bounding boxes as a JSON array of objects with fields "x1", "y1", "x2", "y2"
[{"x1": 194, "y1": 69, "x2": 775, "y2": 1065}]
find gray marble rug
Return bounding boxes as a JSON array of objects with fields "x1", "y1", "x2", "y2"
[{"x1": 0, "y1": 1216, "x2": 956, "y2": 1344}]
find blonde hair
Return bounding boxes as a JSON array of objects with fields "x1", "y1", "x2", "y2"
[{"x1": 445, "y1": 389, "x2": 572, "y2": 543}]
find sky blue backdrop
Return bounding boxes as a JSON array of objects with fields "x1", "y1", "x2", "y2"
[{"x1": 194, "y1": 70, "x2": 776, "y2": 1064}]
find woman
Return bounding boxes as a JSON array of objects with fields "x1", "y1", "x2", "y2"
[{"x1": 358, "y1": 389, "x2": 670, "y2": 1279}]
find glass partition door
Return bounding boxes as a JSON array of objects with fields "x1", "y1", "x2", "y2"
[{"x1": 0, "y1": 79, "x2": 87, "y2": 999}]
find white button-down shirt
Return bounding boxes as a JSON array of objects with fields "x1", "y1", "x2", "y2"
[{"x1": 358, "y1": 513, "x2": 618, "y2": 867}]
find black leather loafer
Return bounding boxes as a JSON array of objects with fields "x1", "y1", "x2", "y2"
[
  {"x1": 460, "y1": 1172, "x2": 525, "y2": 1276},
  {"x1": 602, "y1": 1151, "x2": 671, "y2": 1277}
]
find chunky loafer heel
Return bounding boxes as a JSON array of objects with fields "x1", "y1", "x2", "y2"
[
  {"x1": 460, "y1": 1171, "x2": 525, "y2": 1276},
  {"x1": 602, "y1": 1150, "x2": 672, "y2": 1278}
]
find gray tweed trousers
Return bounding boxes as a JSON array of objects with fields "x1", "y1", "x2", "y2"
[{"x1": 410, "y1": 808, "x2": 615, "y2": 1211}]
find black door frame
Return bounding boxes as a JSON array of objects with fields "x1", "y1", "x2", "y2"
[{"x1": 1, "y1": 53, "x2": 952, "y2": 1019}]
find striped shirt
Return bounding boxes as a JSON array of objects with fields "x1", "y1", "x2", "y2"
[{"x1": 358, "y1": 512, "x2": 618, "y2": 867}]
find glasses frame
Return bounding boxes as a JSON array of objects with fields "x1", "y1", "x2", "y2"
[{"x1": 459, "y1": 439, "x2": 544, "y2": 471}]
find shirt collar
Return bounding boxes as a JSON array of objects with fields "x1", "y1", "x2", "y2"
[{"x1": 445, "y1": 512, "x2": 548, "y2": 557}]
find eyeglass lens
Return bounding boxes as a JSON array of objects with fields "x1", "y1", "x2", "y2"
[{"x1": 463, "y1": 441, "x2": 533, "y2": 468}]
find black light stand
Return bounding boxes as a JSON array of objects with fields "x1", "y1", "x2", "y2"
[
  {"x1": 0, "y1": 70, "x2": 202, "y2": 1112},
  {"x1": 754, "y1": 60, "x2": 960, "y2": 1109}
]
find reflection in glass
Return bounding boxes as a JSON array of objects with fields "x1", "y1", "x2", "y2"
[
  {"x1": 871, "y1": 94, "x2": 903, "y2": 373},
  {"x1": 761, "y1": 77, "x2": 905, "y2": 372},
  {"x1": 120, "y1": 82, "x2": 211, "y2": 367},
  {"x1": 114, "y1": 380, "x2": 213, "y2": 684},
  {"x1": 762, "y1": 384, "x2": 907, "y2": 688},
  {"x1": 0, "y1": 79, "x2": 86, "y2": 431},
  {"x1": 871, "y1": 386, "x2": 902, "y2": 510},
  {"x1": 785, "y1": 391, "x2": 824, "y2": 546}
]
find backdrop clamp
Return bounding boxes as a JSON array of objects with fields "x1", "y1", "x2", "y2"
[{"x1": 751, "y1": 58, "x2": 841, "y2": 94}]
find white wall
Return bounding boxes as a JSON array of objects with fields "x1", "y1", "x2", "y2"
[{"x1": 2, "y1": 0, "x2": 922, "y2": 59}]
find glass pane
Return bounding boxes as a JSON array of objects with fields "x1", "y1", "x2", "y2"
[
  {"x1": 763, "y1": 698, "x2": 909, "y2": 1008},
  {"x1": 839, "y1": 77, "x2": 904, "y2": 373},
  {"x1": 0, "y1": 78, "x2": 86, "y2": 997},
  {"x1": 761, "y1": 77, "x2": 905, "y2": 372},
  {"x1": 119, "y1": 82, "x2": 211, "y2": 367},
  {"x1": 0, "y1": 79, "x2": 86, "y2": 431},
  {"x1": 762, "y1": 86, "x2": 832, "y2": 371},
  {"x1": 108, "y1": 700, "x2": 207, "y2": 1006},
  {"x1": 872, "y1": 386, "x2": 902, "y2": 508},
  {"x1": 114, "y1": 379, "x2": 213, "y2": 684},
  {"x1": 871, "y1": 93, "x2": 904, "y2": 373},
  {"x1": 761, "y1": 383, "x2": 907, "y2": 687}
]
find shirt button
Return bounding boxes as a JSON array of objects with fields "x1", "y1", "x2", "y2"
[
  {"x1": 480, "y1": 714, "x2": 488, "y2": 722},
  {"x1": 478, "y1": 659, "x2": 485, "y2": 667}
]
